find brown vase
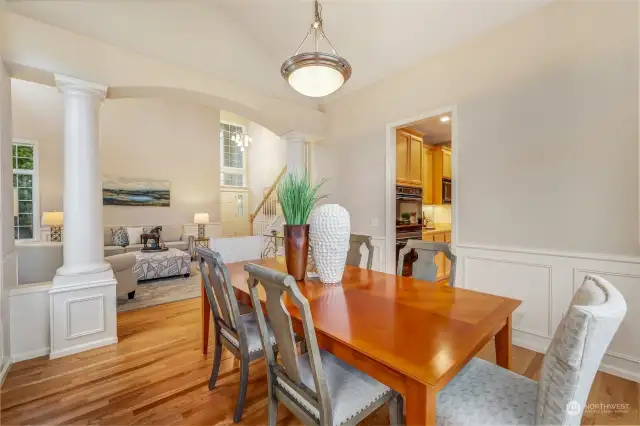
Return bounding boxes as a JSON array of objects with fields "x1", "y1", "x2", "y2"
[{"x1": 284, "y1": 224, "x2": 309, "y2": 281}]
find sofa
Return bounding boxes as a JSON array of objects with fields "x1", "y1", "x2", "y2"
[
  {"x1": 16, "y1": 242, "x2": 137, "y2": 298},
  {"x1": 103, "y1": 224, "x2": 189, "y2": 257}
]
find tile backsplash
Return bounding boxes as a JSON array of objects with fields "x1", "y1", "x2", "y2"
[{"x1": 423, "y1": 205, "x2": 452, "y2": 224}]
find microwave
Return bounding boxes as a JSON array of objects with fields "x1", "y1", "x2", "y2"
[{"x1": 442, "y1": 178, "x2": 452, "y2": 204}]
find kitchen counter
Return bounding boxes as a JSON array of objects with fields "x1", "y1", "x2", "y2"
[{"x1": 422, "y1": 223, "x2": 451, "y2": 238}]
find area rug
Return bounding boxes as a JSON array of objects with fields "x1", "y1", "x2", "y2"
[{"x1": 117, "y1": 263, "x2": 201, "y2": 313}]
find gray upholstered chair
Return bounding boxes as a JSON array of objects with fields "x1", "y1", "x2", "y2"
[
  {"x1": 196, "y1": 247, "x2": 281, "y2": 423},
  {"x1": 245, "y1": 262, "x2": 402, "y2": 426},
  {"x1": 346, "y1": 234, "x2": 374, "y2": 269},
  {"x1": 396, "y1": 240, "x2": 456, "y2": 286},
  {"x1": 436, "y1": 274, "x2": 627, "y2": 425}
]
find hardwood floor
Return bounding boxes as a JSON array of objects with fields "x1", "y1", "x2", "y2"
[{"x1": 1, "y1": 298, "x2": 638, "y2": 425}]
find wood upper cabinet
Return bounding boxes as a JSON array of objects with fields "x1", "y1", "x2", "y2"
[
  {"x1": 431, "y1": 145, "x2": 452, "y2": 204},
  {"x1": 422, "y1": 146, "x2": 433, "y2": 204},
  {"x1": 396, "y1": 129, "x2": 423, "y2": 186}
]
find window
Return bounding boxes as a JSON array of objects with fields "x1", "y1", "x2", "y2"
[
  {"x1": 220, "y1": 122, "x2": 247, "y2": 187},
  {"x1": 13, "y1": 141, "x2": 39, "y2": 240}
]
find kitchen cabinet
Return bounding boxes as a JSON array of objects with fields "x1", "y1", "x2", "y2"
[
  {"x1": 421, "y1": 230, "x2": 452, "y2": 282},
  {"x1": 422, "y1": 146, "x2": 433, "y2": 204},
  {"x1": 396, "y1": 129, "x2": 423, "y2": 186},
  {"x1": 431, "y1": 145, "x2": 452, "y2": 204}
]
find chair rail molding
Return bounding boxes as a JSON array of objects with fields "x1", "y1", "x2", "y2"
[{"x1": 456, "y1": 243, "x2": 640, "y2": 382}]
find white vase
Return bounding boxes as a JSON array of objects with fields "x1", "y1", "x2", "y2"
[{"x1": 309, "y1": 204, "x2": 351, "y2": 284}]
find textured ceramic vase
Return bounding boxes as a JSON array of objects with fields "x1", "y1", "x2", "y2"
[
  {"x1": 309, "y1": 204, "x2": 351, "y2": 284},
  {"x1": 284, "y1": 224, "x2": 309, "y2": 281}
]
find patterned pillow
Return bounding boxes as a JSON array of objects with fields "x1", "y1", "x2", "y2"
[{"x1": 111, "y1": 227, "x2": 129, "y2": 247}]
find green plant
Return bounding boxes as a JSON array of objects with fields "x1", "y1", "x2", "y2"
[{"x1": 277, "y1": 172, "x2": 326, "y2": 225}]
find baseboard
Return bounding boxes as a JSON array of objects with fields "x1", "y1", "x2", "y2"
[
  {"x1": 0, "y1": 356, "x2": 13, "y2": 386},
  {"x1": 12, "y1": 347, "x2": 50, "y2": 362},
  {"x1": 49, "y1": 337, "x2": 117, "y2": 360}
]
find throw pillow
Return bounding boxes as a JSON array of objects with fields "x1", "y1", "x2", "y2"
[
  {"x1": 126, "y1": 227, "x2": 144, "y2": 245},
  {"x1": 111, "y1": 227, "x2": 129, "y2": 247}
]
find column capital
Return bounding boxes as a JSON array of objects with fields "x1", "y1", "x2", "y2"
[
  {"x1": 281, "y1": 131, "x2": 307, "y2": 144},
  {"x1": 54, "y1": 74, "x2": 108, "y2": 99}
]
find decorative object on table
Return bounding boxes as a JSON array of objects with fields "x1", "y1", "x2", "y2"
[
  {"x1": 102, "y1": 176, "x2": 171, "y2": 207},
  {"x1": 309, "y1": 204, "x2": 351, "y2": 284},
  {"x1": 111, "y1": 227, "x2": 129, "y2": 247},
  {"x1": 193, "y1": 212, "x2": 209, "y2": 238},
  {"x1": 142, "y1": 226, "x2": 162, "y2": 246},
  {"x1": 42, "y1": 211, "x2": 64, "y2": 242},
  {"x1": 281, "y1": 0, "x2": 352, "y2": 98},
  {"x1": 277, "y1": 172, "x2": 326, "y2": 280},
  {"x1": 189, "y1": 235, "x2": 210, "y2": 260},
  {"x1": 400, "y1": 212, "x2": 411, "y2": 224},
  {"x1": 141, "y1": 226, "x2": 164, "y2": 251}
]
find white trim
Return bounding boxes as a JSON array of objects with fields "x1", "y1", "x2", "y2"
[
  {"x1": 384, "y1": 105, "x2": 458, "y2": 274},
  {"x1": 49, "y1": 336, "x2": 117, "y2": 360},
  {"x1": 0, "y1": 356, "x2": 12, "y2": 386},
  {"x1": 12, "y1": 138, "x2": 40, "y2": 242},
  {"x1": 457, "y1": 243, "x2": 640, "y2": 265},
  {"x1": 12, "y1": 347, "x2": 50, "y2": 363},
  {"x1": 10, "y1": 282, "x2": 52, "y2": 296}
]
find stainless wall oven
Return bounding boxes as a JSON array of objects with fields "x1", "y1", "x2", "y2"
[{"x1": 396, "y1": 185, "x2": 423, "y2": 275}]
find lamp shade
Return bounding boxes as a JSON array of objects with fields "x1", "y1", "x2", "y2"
[
  {"x1": 42, "y1": 211, "x2": 64, "y2": 226},
  {"x1": 194, "y1": 212, "x2": 209, "y2": 224}
]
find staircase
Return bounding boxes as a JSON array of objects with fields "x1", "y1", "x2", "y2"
[{"x1": 249, "y1": 166, "x2": 286, "y2": 257}]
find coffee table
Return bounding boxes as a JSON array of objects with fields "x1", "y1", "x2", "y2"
[{"x1": 133, "y1": 248, "x2": 191, "y2": 281}]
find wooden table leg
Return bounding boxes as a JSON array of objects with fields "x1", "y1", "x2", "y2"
[
  {"x1": 201, "y1": 274, "x2": 210, "y2": 355},
  {"x1": 495, "y1": 314, "x2": 512, "y2": 370},
  {"x1": 405, "y1": 379, "x2": 436, "y2": 425}
]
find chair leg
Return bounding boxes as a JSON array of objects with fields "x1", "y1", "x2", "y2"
[
  {"x1": 233, "y1": 357, "x2": 249, "y2": 423},
  {"x1": 208, "y1": 329, "x2": 223, "y2": 391},
  {"x1": 388, "y1": 392, "x2": 404, "y2": 426},
  {"x1": 267, "y1": 394, "x2": 278, "y2": 426},
  {"x1": 299, "y1": 340, "x2": 307, "y2": 354}
]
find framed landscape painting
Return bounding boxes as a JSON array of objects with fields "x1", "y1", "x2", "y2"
[{"x1": 103, "y1": 177, "x2": 171, "y2": 207}]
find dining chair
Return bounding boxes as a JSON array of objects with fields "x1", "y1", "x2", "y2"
[
  {"x1": 346, "y1": 233, "x2": 375, "y2": 269},
  {"x1": 245, "y1": 262, "x2": 403, "y2": 426},
  {"x1": 396, "y1": 240, "x2": 456, "y2": 286},
  {"x1": 434, "y1": 274, "x2": 627, "y2": 425},
  {"x1": 196, "y1": 247, "x2": 280, "y2": 423}
]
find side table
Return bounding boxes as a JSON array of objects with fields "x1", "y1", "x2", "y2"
[{"x1": 189, "y1": 235, "x2": 210, "y2": 260}]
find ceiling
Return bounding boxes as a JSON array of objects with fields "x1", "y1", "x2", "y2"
[
  {"x1": 6, "y1": 0, "x2": 554, "y2": 107},
  {"x1": 408, "y1": 114, "x2": 451, "y2": 144}
]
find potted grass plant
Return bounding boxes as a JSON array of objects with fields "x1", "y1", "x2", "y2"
[{"x1": 277, "y1": 172, "x2": 326, "y2": 280}]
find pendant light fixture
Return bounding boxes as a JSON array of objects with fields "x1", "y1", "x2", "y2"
[{"x1": 281, "y1": 0, "x2": 351, "y2": 98}]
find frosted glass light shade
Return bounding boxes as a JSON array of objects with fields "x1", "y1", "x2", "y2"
[
  {"x1": 281, "y1": 52, "x2": 351, "y2": 98},
  {"x1": 194, "y1": 212, "x2": 209, "y2": 224},
  {"x1": 288, "y1": 66, "x2": 344, "y2": 98},
  {"x1": 42, "y1": 211, "x2": 64, "y2": 226}
]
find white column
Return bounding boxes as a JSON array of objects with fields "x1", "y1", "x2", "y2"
[
  {"x1": 50, "y1": 75, "x2": 117, "y2": 359},
  {"x1": 283, "y1": 131, "x2": 308, "y2": 174},
  {"x1": 54, "y1": 75, "x2": 110, "y2": 279}
]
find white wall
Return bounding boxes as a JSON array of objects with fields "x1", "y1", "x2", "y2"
[
  {"x1": 11, "y1": 79, "x2": 222, "y2": 226},
  {"x1": 322, "y1": 0, "x2": 639, "y2": 257},
  {"x1": 0, "y1": 58, "x2": 15, "y2": 382},
  {"x1": 246, "y1": 122, "x2": 286, "y2": 212}
]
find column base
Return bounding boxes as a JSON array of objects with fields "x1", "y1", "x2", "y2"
[{"x1": 49, "y1": 269, "x2": 118, "y2": 359}]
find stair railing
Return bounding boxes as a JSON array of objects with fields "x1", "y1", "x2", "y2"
[{"x1": 249, "y1": 166, "x2": 287, "y2": 236}]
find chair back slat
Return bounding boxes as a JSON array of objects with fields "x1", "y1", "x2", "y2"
[
  {"x1": 397, "y1": 240, "x2": 456, "y2": 285},
  {"x1": 346, "y1": 234, "x2": 374, "y2": 269},
  {"x1": 197, "y1": 247, "x2": 242, "y2": 333},
  {"x1": 246, "y1": 262, "x2": 332, "y2": 425}
]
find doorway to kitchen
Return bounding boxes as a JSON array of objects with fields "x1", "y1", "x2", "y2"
[{"x1": 384, "y1": 106, "x2": 457, "y2": 279}]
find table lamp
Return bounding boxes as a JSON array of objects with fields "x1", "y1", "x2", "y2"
[
  {"x1": 43, "y1": 211, "x2": 64, "y2": 242},
  {"x1": 194, "y1": 212, "x2": 209, "y2": 238}
]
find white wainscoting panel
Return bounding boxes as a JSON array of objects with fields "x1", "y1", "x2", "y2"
[
  {"x1": 10, "y1": 283, "x2": 51, "y2": 361},
  {"x1": 457, "y1": 243, "x2": 640, "y2": 382},
  {"x1": 66, "y1": 295, "x2": 105, "y2": 339},
  {"x1": 464, "y1": 257, "x2": 552, "y2": 338}
]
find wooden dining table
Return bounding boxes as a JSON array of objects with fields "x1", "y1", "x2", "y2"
[{"x1": 200, "y1": 257, "x2": 521, "y2": 425}]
